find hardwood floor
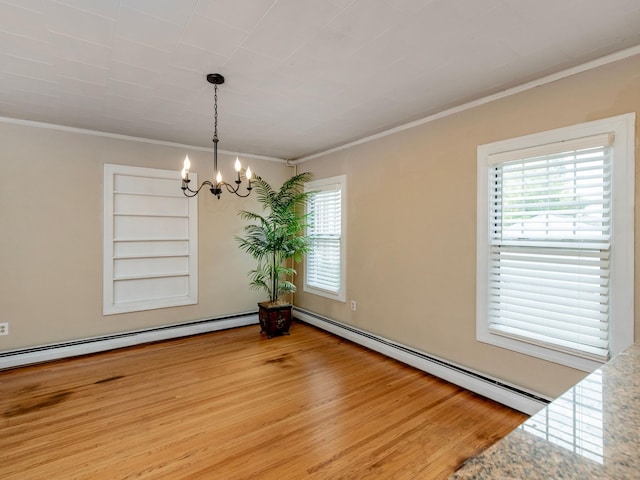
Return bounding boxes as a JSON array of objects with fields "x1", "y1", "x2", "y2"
[{"x1": 0, "y1": 321, "x2": 527, "y2": 479}]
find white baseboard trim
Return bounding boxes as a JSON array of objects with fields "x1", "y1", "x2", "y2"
[
  {"x1": 294, "y1": 307, "x2": 550, "y2": 415},
  {"x1": 0, "y1": 313, "x2": 259, "y2": 370}
]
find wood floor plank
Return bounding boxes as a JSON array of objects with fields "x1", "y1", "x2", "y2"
[{"x1": 0, "y1": 321, "x2": 527, "y2": 479}]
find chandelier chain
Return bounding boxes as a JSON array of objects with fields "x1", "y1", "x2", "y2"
[{"x1": 213, "y1": 84, "x2": 218, "y2": 142}]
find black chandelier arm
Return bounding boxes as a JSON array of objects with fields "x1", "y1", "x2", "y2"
[
  {"x1": 182, "y1": 178, "x2": 253, "y2": 199},
  {"x1": 181, "y1": 179, "x2": 214, "y2": 197},
  {"x1": 221, "y1": 181, "x2": 253, "y2": 197}
]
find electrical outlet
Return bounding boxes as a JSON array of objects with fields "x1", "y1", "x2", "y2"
[
  {"x1": 350, "y1": 300, "x2": 357, "y2": 311},
  {"x1": 0, "y1": 323, "x2": 8, "y2": 336}
]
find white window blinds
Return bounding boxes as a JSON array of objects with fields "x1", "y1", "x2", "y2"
[
  {"x1": 307, "y1": 187, "x2": 342, "y2": 293},
  {"x1": 488, "y1": 134, "x2": 613, "y2": 361}
]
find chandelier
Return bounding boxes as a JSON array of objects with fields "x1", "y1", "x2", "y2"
[{"x1": 180, "y1": 73, "x2": 253, "y2": 199}]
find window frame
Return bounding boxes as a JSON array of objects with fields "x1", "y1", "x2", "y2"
[
  {"x1": 103, "y1": 164, "x2": 198, "y2": 315},
  {"x1": 304, "y1": 175, "x2": 347, "y2": 302},
  {"x1": 476, "y1": 114, "x2": 635, "y2": 371}
]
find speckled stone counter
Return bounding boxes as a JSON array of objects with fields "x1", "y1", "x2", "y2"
[{"x1": 451, "y1": 341, "x2": 640, "y2": 479}]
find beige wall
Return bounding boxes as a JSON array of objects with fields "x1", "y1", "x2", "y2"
[
  {"x1": 0, "y1": 122, "x2": 289, "y2": 351},
  {"x1": 295, "y1": 54, "x2": 640, "y2": 398}
]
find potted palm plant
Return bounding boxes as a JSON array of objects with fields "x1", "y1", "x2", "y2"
[{"x1": 236, "y1": 172, "x2": 313, "y2": 338}]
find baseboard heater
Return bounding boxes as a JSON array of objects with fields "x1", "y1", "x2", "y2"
[
  {"x1": 0, "y1": 312, "x2": 259, "y2": 371},
  {"x1": 294, "y1": 307, "x2": 550, "y2": 415}
]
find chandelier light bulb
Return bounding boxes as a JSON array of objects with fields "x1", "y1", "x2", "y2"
[
  {"x1": 234, "y1": 157, "x2": 242, "y2": 172},
  {"x1": 183, "y1": 155, "x2": 191, "y2": 170},
  {"x1": 246, "y1": 166, "x2": 252, "y2": 180},
  {"x1": 216, "y1": 171, "x2": 223, "y2": 184}
]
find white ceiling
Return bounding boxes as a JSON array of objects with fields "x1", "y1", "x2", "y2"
[{"x1": 1, "y1": 0, "x2": 640, "y2": 160}]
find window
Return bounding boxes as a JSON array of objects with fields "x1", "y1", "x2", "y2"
[
  {"x1": 304, "y1": 175, "x2": 346, "y2": 302},
  {"x1": 477, "y1": 114, "x2": 634, "y2": 371},
  {"x1": 103, "y1": 164, "x2": 198, "y2": 314}
]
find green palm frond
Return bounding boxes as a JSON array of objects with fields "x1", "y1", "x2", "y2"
[
  {"x1": 278, "y1": 280, "x2": 297, "y2": 295},
  {"x1": 238, "y1": 210, "x2": 266, "y2": 223}
]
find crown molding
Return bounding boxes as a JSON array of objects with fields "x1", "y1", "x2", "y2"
[{"x1": 0, "y1": 116, "x2": 286, "y2": 163}]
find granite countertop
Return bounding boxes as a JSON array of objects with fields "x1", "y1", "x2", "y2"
[{"x1": 451, "y1": 341, "x2": 640, "y2": 479}]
